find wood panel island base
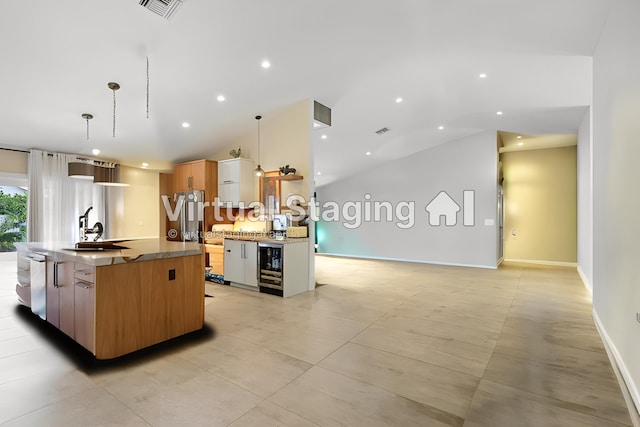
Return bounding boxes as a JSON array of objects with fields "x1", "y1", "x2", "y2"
[{"x1": 16, "y1": 240, "x2": 204, "y2": 360}]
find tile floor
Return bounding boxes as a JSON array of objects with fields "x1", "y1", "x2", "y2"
[{"x1": 0, "y1": 252, "x2": 635, "y2": 426}]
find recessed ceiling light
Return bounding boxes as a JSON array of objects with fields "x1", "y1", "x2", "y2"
[
  {"x1": 182, "y1": 122, "x2": 190, "y2": 128},
  {"x1": 365, "y1": 151, "x2": 372, "y2": 156},
  {"x1": 317, "y1": 172, "x2": 322, "y2": 176},
  {"x1": 479, "y1": 73, "x2": 487, "y2": 79},
  {"x1": 261, "y1": 60, "x2": 271, "y2": 69},
  {"x1": 518, "y1": 142, "x2": 524, "y2": 146},
  {"x1": 217, "y1": 95, "x2": 225, "y2": 102},
  {"x1": 395, "y1": 97, "x2": 403, "y2": 103},
  {"x1": 517, "y1": 135, "x2": 522, "y2": 139},
  {"x1": 321, "y1": 134, "x2": 327, "y2": 140},
  {"x1": 92, "y1": 149, "x2": 100, "y2": 155},
  {"x1": 142, "y1": 162, "x2": 149, "y2": 168},
  {"x1": 438, "y1": 125, "x2": 444, "y2": 130},
  {"x1": 496, "y1": 111, "x2": 503, "y2": 116}
]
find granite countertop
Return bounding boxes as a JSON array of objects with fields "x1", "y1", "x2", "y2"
[
  {"x1": 215, "y1": 231, "x2": 309, "y2": 244},
  {"x1": 15, "y1": 238, "x2": 203, "y2": 267}
]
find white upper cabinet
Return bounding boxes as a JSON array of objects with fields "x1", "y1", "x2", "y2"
[{"x1": 217, "y1": 158, "x2": 255, "y2": 206}]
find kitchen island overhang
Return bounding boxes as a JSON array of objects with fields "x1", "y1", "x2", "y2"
[{"x1": 16, "y1": 239, "x2": 205, "y2": 360}]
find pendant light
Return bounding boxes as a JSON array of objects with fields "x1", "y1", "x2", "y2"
[
  {"x1": 82, "y1": 113, "x2": 93, "y2": 140},
  {"x1": 254, "y1": 115, "x2": 265, "y2": 177},
  {"x1": 108, "y1": 82, "x2": 120, "y2": 138}
]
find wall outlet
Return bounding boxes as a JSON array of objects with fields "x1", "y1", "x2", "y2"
[{"x1": 168, "y1": 269, "x2": 176, "y2": 281}]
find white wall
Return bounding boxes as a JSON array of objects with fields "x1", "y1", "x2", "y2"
[
  {"x1": 317, "y1": 131, "x2": 498, "y2": 268},
  {"x1": 210, "y1": 99, "x2": 316, "y2": 290},
  {"x1": 577, "y1": 109, "x2": 593, "y2": 291},
  {"x1": 593, "y1": 0, "x2": 640, "y2": 410}
]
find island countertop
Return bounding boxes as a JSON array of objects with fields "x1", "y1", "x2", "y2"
[{"x1": 15, "y1": 238, "x2": 203, "y2": 267}]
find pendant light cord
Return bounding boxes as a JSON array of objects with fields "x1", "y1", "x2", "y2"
[
  {"x1": 146, "y1": 56, "x2": 150, "y2": 119},
  {"x1": 112, "y1": 89, "x2": 116, "y2": 138}
]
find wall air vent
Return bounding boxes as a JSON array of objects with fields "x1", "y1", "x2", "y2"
[
  {"x1": 139, "y1": 0, "x2": 183, "y2": 20},
  {"x1": 375, "y1": 127, "x2": 390, "y2": 135}
]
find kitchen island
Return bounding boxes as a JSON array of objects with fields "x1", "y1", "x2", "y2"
[{"x1": 15, "y1": 239, "x2": 204, "y2": 359}]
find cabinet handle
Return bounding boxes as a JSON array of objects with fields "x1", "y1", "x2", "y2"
[
  {"x1": 76, "y1": 270, "x2": 90, "y2": 276},
  {"x1": 53, "y1": 262, "x2": 60, "y2": 288},
  {"x1": 74, "y1": 282, "x2": 91, "y2": 289},
  {"x1": 223, "y1": 180, "x2": 233, "y2": 184}
]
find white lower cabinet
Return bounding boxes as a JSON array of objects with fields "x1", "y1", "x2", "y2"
[{"x1": 223, "y1": 239, "x2": 258, "y2": 289}]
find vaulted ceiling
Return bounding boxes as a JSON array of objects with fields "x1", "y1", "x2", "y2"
[{"x1": 0, "y1": 1, "x2": 610, "y2": 186}]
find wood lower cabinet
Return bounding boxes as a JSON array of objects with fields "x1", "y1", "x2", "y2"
[
  {"x1": 74, "y1": 265, "x2": 95, "y2": 354},
  {"x1": 46, "y1": 259, "x2": 74, "y2": 337},
  {"x1": 93, "y1": 254, "x2": 204, "y2": 359},
  {"x1": 205, "y1": 244, "x2": 224, "y2": 274},
  {"x1": 58, "y1": 262, "x2": 75, "y2": 338}
]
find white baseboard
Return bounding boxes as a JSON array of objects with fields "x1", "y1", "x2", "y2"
[
  {"x1": 576, "y1": 265, "x2": 593, "y2": 295},
  {"x1": 504, "y1": 258, "x2": 577, "y2": 268},
  {"x1": 316, "y1": 252, "x2": 498, "y2": 270},
  {"x1": 593, "y1": 310, "x2": 640, "y2": 426}
]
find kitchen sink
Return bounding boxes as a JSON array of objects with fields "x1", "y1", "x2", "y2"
[{"x1": 72, "y1": 241, "x2": 129, "y2": 251}]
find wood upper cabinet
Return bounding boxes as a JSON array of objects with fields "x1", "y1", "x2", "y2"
[{"x1": 173, "y1": 160, "x2": 217, "y2": 193}]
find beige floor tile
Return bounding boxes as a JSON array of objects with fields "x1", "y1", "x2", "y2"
[
  {"x1": 464, "y1": 379, "x2": 631, "y2": 427},
  {"x1": 270, "y1": 366, "x2": 463, "y2": 427},
  {"x1": 97, "y1": 354, "x2": 262, "y2": 426},
  {"x1": 2, "y1": 386, "x2": 149, "y2": 426},
  {"x1": 0, "y1": 347, "x2": 73, "y2": 385},
  {"x1": 484, "y1": 351, "x2": 631, "y2": 424},
  {"x1": 174, "y1": 334, "x2": 312, "y2": 398},
  {"x1": 318, "y1": 342, "x2": 478, "y2": 418},
  {"x1": 228, "y1": 311, "x2": 368, "y2": 364},
  {"x1": 372, "y1": 313, "x2": 500, "y2": 349},
  {"x1": 353, "y1": 325, "x2": 492, "y2": 377},
  {"x1": 229, "y1": 401, "x2": 319, "y2": 427},
  {"x1": 0, "y1": 369, "x2": 100, "y2": 424}
]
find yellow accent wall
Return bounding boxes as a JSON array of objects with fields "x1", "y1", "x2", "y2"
[
  {"x1": 0, "y1": 149, "x2": 28, "y2": 174},
  {"x1": 502, "y1": 146, "x2": 577, "y2": 263},
  {"x1": 107, "y1": 165, "x2": 160, "y2": 239}
]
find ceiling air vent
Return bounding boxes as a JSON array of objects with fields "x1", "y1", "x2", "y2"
[
  {"x1": 139, "y1": 0, "x2": 183, "y2": 20},
  {"x1": 375, "y1": 127, "x2": 390, "y2": 135}
]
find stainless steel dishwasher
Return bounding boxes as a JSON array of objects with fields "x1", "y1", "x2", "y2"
[{"x1": 28, "y1": 253, "x2": 47, "y2": 320}]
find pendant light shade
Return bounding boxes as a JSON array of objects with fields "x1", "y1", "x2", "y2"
[
  {"x1": 94, "y1": 163, "x2": 129, "y2": 187},
  {"x1": 254, "y1": 115, "x2": 264, "y2": 177},
  {"x1": 68, "y1": 161, "x2": 95, "y2": 180}
]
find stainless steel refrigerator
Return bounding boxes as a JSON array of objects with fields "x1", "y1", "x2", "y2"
[{"x1": 172, "y1": 190, "x2": 205, "y2": 242}]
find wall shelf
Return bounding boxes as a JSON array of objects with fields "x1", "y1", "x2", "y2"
[{"x1": 273, "y1": 174, "x2": 303, "y2": 181}]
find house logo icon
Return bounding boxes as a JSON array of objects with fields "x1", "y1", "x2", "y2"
[{"x1": 425, "y1": 190, "x2": 475, "y2": 227}]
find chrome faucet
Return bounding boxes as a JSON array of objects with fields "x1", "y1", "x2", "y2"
[{"x1": 79, "y1": 207, "x2": 104, "y2": 241}]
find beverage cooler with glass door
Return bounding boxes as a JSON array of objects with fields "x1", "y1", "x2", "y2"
[{"x1": 258, "y1": 242, "x2": 284, "y2": 296}]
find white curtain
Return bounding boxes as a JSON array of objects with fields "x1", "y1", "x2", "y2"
[{"x1": 27, "y1": 150, "x2": 105, "y2": 243}]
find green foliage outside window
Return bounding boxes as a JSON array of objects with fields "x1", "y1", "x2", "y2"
[{"x1": 0, "y1": 190, "x2": 27, "y2": 252}]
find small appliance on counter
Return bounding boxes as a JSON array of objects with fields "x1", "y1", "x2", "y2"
[
  {"x1": 286, "y1": 226, "x2": 308, "y2": 238},
  {"x1": 272, "y1": 214, "x2": 288, "y2": 231}
]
